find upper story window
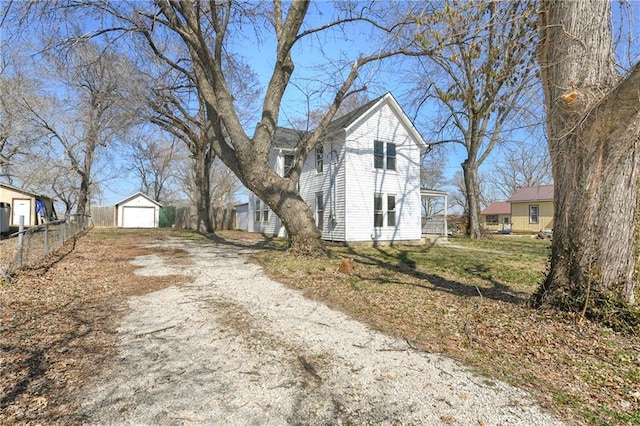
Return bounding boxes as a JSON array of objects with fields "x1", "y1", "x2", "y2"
[
  {"x1": 284, "y1": 154, "x2": 294, "y2": 178},
  {"x1": 316, "y1": 146, "x2": 324, "y2": 173},
  {"x1": 374, "y1": 141, "x2": 396, "y2": 171}
]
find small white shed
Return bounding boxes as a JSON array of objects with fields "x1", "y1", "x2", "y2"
[
  {"x1": 234, "y1": 203, "x2": 249, "y2": 231},
  {"x1": 115, "y1": 192, "x2": 162, "y2": 228}
]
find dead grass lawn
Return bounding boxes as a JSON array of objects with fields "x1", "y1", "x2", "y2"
[
  {"x1": 253, "y1": 236, "x2": 640, "y2": 426},
  {"x1": 0, "y1": 228, "x2": 191, "y2": 424}
]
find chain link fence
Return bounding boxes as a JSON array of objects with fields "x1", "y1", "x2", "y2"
[{"x1": 0, "y1": 214, "x2": 90, "y2": 282}]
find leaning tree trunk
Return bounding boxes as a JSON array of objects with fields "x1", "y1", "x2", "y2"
[
  {"x1": 533, "y1": 0, "x2": 640, "y2": 313},
  {"x1": 243, "y1": 162, "x2": 323, "y2": 255},
  {"x1": 462, "y1": 159, "x2": 482, "y2": 239}
]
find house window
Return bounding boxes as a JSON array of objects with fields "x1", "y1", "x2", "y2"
[
  {"x1": 254, "y1": 199, "x2": 261, "y2": 222},
  {"x1": 387, "y1": 195, "x2": 396, "y2": 227},
  {"x1": 529, "y1": 205, "x2": 539, "y2": 224},
  {"x1": 373, "y1": 141, "x2": 396, "y2": 171},
  {"x1": 374, "y1": 141, "x2": 384, "y2": 169},
  {"x1": 316, "y1": 146, "x2": 323, "y2": 173},
  {"x1": 316, "y1": 193, "x2": 324, "y2": 230},
  {"x1": 284, "y1": 154, "x2": 294, "y2": 178},
  {"x1": 263, "y1": 202, "x2": 269, "y2": 222},
  {"x1": 374, "y1": 193, "x2": 383, "y2": 227},
  {"x1": 386, "y1": 143, "x2": 396, "y2": 171},
  {"x1": 486, "y1": 215, "x2": 499, "y2": 224}
]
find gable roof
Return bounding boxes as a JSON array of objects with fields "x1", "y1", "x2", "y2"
[
  {"x1": 507, "y1": 185, "x2": 554, "y2": 203},
  {"x1": 115, "y1": 191, "x2": 162, "y2": 207},
  {"x1": 481, "y1": 201, "x2": 511, "y2": 215},
  {"x1": 273, "y1": 92, "x2": 426, "y2": 150},
  {"x1": 273, "y1": 127, "x2": 308, "y2": 150},
  {"x1": 324, "y1": 94, "x2": 386, "y2": 135},
  {"x1": 0, "y1": 182, "x2": 53, "y2": 200}
]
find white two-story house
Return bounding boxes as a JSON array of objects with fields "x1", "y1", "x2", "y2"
[{"x1": 247, "y1": 92, "x2": 433, "y2": 246}]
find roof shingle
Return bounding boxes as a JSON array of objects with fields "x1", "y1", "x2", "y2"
[{"x1": 506, "y1": 185, "x2": 554, "y2": 202}]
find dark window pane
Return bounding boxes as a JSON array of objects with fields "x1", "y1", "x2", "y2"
[
  {"x1": 374, "y1": 194, "x2": 383, "y2": 227},
  {"x1": 374, "y1": 195, "x2": 383, "y2": 211},
  {"x1": 374, "y1": 213, "x2": 383, "y2": 227},
  {"x1": 387, "y1": 195, "x2": 396, "y2": 227},
  {"x1": 284, "y1": 154, "x2": 294, "y2": 178},
  {"x1": 316, "y1": 147, "x2": 323, "y2": 173},
  {"x1": 387, "y1": 212, "x2": 396, "y2": 227},
  {"x1": 374, "y1": 141, "x2": 384, "y2": 169},
  {"x1": 387, "y1": 143, "x2": 396, "y2": 170}
]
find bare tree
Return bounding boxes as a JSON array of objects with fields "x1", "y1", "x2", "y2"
[
  {"x1": 0, "y1": 51, "x2": 48, "y2": 184},
  {"x1": 20, "y1": 41, "x2": 136, "y2": 215},
  {"x1": 174, "y1": 154, "x2": 241, "y2": 230},
  {"x1": 490, "y1": 140, "x2": 552, "y2": 199},
  {"x1": 47, "y1": 1, "x2": 435, "y2": 253},
  {"x1": 408, "y1": 0, "x2": 539, "y2": 238},
  {"x1": 127, "y1": 129, "x2": 179, "y2": 203},
  {"x1": 449, "y1": 170, "x2": 495, "y2": 217},
  {"x1": 533, "y1": 1, "x2": 640, "y2": 322}
]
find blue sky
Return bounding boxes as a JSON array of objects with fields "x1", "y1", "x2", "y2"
[{"x1": 5, "y1": 1, "x2": 638, "y2": 209}]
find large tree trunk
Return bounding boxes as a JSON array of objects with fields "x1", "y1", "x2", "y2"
[
  {"x1": 193, "y1": 148, "x2": 214, "y2": 234},
  {"x1": 462, "y1": 159, "x2": 482, "y2": 239},
  {"x1": 533, "y1": 0, "x2": 640, "y2": 313},
  {"x1": 242, "y1": 162, "x2": 323, "y2": 255}
]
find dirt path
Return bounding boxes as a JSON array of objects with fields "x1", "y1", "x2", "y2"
[{"x1": 79, "y1": 236, "x2": 564, "y2": 425}]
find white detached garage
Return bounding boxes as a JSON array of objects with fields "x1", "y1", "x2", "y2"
[{"x1": 115, "y1": 192, "x2": 161, "y2": 228}]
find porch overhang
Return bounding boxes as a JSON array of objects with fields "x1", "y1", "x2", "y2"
[{"x1": 421, "y1": 189, "x2": 448, "y2": 236}]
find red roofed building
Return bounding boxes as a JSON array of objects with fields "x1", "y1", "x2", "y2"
[
  {"x1": 480, "y1": 201, "x2": 511, "y2": 232},
  {"x1": 506, "y1": 184, "x2": 554, "y2": 233}
]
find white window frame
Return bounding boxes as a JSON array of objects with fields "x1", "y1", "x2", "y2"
[
  {"x1": 373, "y1": 193, "x2": 383, "y2": 228},
  {"x1": 254, "y1": 199, "x2": 261, "y2": 222},
  {"x1": 315, "y1": 192, "x2": 324, "y2": 231},
  {"x1": 284, "y1": 154, "x2": 294, "y2": 178},
  {"x1": 316, "y1": 146, "x2": 324, "y2": 173},
  {"x1": 373, "y1": 140, "x2": 397, "y2": 171},
  {"x1": 529, "y1": 205, "x2": 539, "y2": 224},
  {"x1": 387, "y1": 194, "x2": 397, "y2": 227}
]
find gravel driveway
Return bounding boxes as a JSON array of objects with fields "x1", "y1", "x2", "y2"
[{"x1": 79, "y1": 236, "x2": 565, "y2": 425}]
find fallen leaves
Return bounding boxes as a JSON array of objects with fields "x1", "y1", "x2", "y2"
[
  {"x1": 255, "y1": 239, "x2": 640, "y2": 426},
  {"x1": 0, "y1": 228, "x2": 191, "y2": 424}
]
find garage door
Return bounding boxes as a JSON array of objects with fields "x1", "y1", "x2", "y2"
[
  {"x1": 12, "y1": 199, "x2": 31, "y2": 226},
  {"x1": 122, "y1": 206, "x2": 155, "y2": 228}
]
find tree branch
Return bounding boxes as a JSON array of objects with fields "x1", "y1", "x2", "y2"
[{"x1": 586, "y1": 61, "x2": 640, "y2": 139}]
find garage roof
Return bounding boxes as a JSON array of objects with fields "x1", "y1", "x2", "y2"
[{"x1": 115, "y1": 192, "x2": 162, "y2": 207}]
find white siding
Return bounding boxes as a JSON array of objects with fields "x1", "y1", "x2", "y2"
[
  {"x1": 298, "y1": 139, "x2": 347, "y2": 242},
  {"x1": 343, "y1": 103, "x2": 422, "y2": 243},
  {"x1": 247, "y1": 150, "x2": 286, "y2": 236},
  {"x1": 247, "y1": 192, "x2": 285, "y2": 237},
  {"x1": 246, "y1": 94, "x2": 425, "y2": 244}
]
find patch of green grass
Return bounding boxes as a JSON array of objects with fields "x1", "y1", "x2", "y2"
[{"x1": 552, "y1": 389, "x2": 580, "y2": 406}]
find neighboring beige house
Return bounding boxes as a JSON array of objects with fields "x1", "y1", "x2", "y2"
[
  {"x1": 0, "y1": 182, "x2": 56, "y2": 227},
  {"x1": 480, "y1": 201, "x2": 511, "y2": 232},
  {"x1": 507, "y1": 184, "x2": 554, "y2": 233}
]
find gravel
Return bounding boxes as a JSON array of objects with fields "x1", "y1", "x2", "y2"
[{"x1": 79, "y1": 236, "x2": 565, "y2": 425}]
